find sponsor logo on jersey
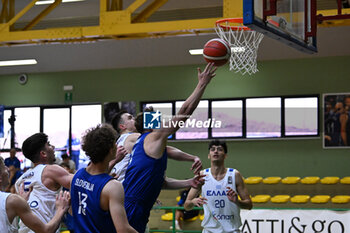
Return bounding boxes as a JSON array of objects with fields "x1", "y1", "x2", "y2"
[
  {"x1": 212, "y1": 211, "x2": 218, "y2": 221},
  {"x1": 228, "y1": 176, "x2": 233, "y2": 184},
  {"x1": 212, "y1": 212, "x2": 235, "y2": 220}
]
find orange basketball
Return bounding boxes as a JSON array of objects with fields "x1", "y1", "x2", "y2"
[{"x1": 203, "y1": 38, "x2": 231, "y2": 66}]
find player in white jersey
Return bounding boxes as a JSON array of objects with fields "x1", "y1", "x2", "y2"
[
  {"x1": 109, "y1": 110, "x2": 138, "y2": 182},
  {"x1": 184, "y1": 140, "x2": 252, "y2": 233},
  {"x1": 0, "y1": 157, "x2": 70, "y2": 233},
  {"x1": 109, "y1": 110, "x2": 203, "y2": 181},
  {"x1": 15, "y1": 133, "x2": 73, "y2": 233}
]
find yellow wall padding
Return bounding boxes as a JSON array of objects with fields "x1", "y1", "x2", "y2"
[
  {"x1": 271, "y1": 195, "x2": 290, "y2": 203},
  {"x1": 320, "y1": 176, "x2": 340, "y2": 184},
  {"x1": 263, "y1": 177, "x2": 281, "y2": 184},
  {"x1": 161, "y1": 212, "x2": 173, "y2": 221},
  {"x1": 252, "y1": 195, "x2": 271, "y2": 203},
  {"x1": 340, "y1": 177, "x2": 350, "y2": 184},
  {"x1": 331, "y1": 195, "x2": 350, "y2": 204},
  {"x1": 310, "y1": 195, "x2": 331, "y2": 203},
  {"x1": 281, "y1": 176, "x2": 301, "y2": 184},
  {"x1": 290, "y1": 195, "x2": 310, "y2": 203},
  {"x1": 244, "y1": 176, "x2": 263, "y2": 184},
  {"x1": 301, "y1": 176, "x2": 320, "y2": 184}
]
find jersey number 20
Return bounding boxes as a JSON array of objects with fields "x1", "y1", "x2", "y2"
[{"x1": 214, "y1": 199, "x2": 225, "y2": 208}]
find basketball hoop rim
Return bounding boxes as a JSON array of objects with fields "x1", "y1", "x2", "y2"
[{"x1": 215, "y1": 18, "x2": 251, "y2": 31}]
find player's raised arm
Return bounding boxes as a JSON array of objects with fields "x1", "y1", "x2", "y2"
[
  {"x1": 142, "y1": 63, "x2": 217, "y2": 159},
  {"x1": 157, "y1": 62, "x2": 217, "y2": 138},
  {"x1": 162, "y1": 174, "x2": 205, "y2": 190},
  {"x1": 167, "y1": 146, "x2": 202, "y2": 174}
]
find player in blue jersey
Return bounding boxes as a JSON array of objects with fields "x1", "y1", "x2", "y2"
[
  {"x1": 123, "y1": 62, "x2": 217, "y2": 233},
  {"x1": 71, "y1": 124, "x2": 137, "y2": 233},
  {"x1": 109, "y1": 109, "x2": 203, "y2": 181}
]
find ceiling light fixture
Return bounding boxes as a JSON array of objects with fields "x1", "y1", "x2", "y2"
[
  {"x1": 0, "y1": 59, "x2": 37, "y2": 67},
  {"x1": 189, "y1": 47, "x2": 245, "y2": 55},
  {"x1": 35, "y1": 0, "x2": 85, "y2": 5},
  {"x1": 189, "y1": 49, "x2": 203, "y2": 55}
]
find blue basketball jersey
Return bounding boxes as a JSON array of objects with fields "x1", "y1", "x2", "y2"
[
  {"x1": 71, "y1": 168, "x2": 116, "y2": 233},
  {"x1": 123, "y1": 132, "x2": 168, "y2": 233}
]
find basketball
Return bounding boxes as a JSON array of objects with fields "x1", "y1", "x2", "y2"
[{"x1": 203, "y1": 38, "x2": 231, "y2": 66}]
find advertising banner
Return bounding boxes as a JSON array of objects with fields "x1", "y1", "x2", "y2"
[{"x1": 241, "y1": 209, "x2": 350, "y2": 233}]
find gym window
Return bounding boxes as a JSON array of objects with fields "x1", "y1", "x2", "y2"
[
  {"x1": 0, "y1": 104, "x2": 101, "y2": 168},
  {"x1": 140, "y1": 95, "x2": 319, "y2": 140}
]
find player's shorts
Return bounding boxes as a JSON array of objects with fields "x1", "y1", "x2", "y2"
[{"x1": 183, "y1": 209, "x2": 200, "y2": 220}]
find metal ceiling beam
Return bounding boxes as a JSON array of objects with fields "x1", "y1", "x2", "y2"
[
  {"x1": 125, "y1": 0, "x2": 147, "y2": 14},
  {"x1": 0, "y1": 0, "x2": 9, "y2": 23},
  {"x1": 131, "y1": 0, "x2": 168, "y2": 23},
  {"x1": 0, "y1": 0, "x2": 233, "y2": 46},
  {"x1": 317, "y1": 8, "x2": 350, "y2": 26},
  {"x1": 0, "y1": 0, "x2": 349, "y2": 46},
  {"x1": 0, "y1": 0, "x2": 38, "y2": 31},
  {"x1": 23, "y1": 0, "x2": 62, "y2": 30},
  {"x1": 109, "y1": 0, "x2": 123, "y2": 11},
  {"x1": 0, "y1": 0, "x2": 14, "y2": 23}
]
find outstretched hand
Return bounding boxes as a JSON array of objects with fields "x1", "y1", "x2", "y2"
[
  {"x1": 197, "y1": 62, "x2": 217, "y2": 86},
  {"x1": 18, "y1": 182, "x2": 33, "y2": 201},
  {"x1": 110, "y1": 173, "x2": 120, "y2": 179},
  {"x1": 226, "y1": 187, "x2": 239, "y2": 204},
  {"x1": 116, "y1": 146, "x2": 128, "y2": 161},
  {"x1": 56, "y1": 190, "x2": 70, "y2": 213},
  {"x1": 190, "y1": 174, "x2": 205, "y2": 189},
  {"x1": 191, "y1": 156, "x2": 203, "y2": 175},
  {"x1": 192, "y1": 196, "x2": 208, "y2": 207},
  {"x1": 108, "y1": 146, "x2": 128, "y2": 174}
]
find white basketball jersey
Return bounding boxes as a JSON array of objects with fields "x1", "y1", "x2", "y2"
[
  {"x1": 15, "y1": 164, "x2": 61, "y2": 233},
  {"x1": 201, "y1": 168, "x2": 241, "y2": 233},
  {"x1": 0, "y1": 192, "x2": 17, "y2": 233},
  {"x1": 111, "y1": 132, "x2": 133, "y2": 183}
]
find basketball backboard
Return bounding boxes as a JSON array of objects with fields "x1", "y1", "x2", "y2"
[{"x1": 243, "y1": 0, "x2": 317, "y2": 53}]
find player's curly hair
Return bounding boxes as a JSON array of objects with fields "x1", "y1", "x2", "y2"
[{"x1": 82, "y1": 124, "x2": 117, "y2": 164}]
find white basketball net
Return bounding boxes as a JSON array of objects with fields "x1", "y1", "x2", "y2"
[{"x1": 215, "y1": 20, "x2": 264, "y2": 75}]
